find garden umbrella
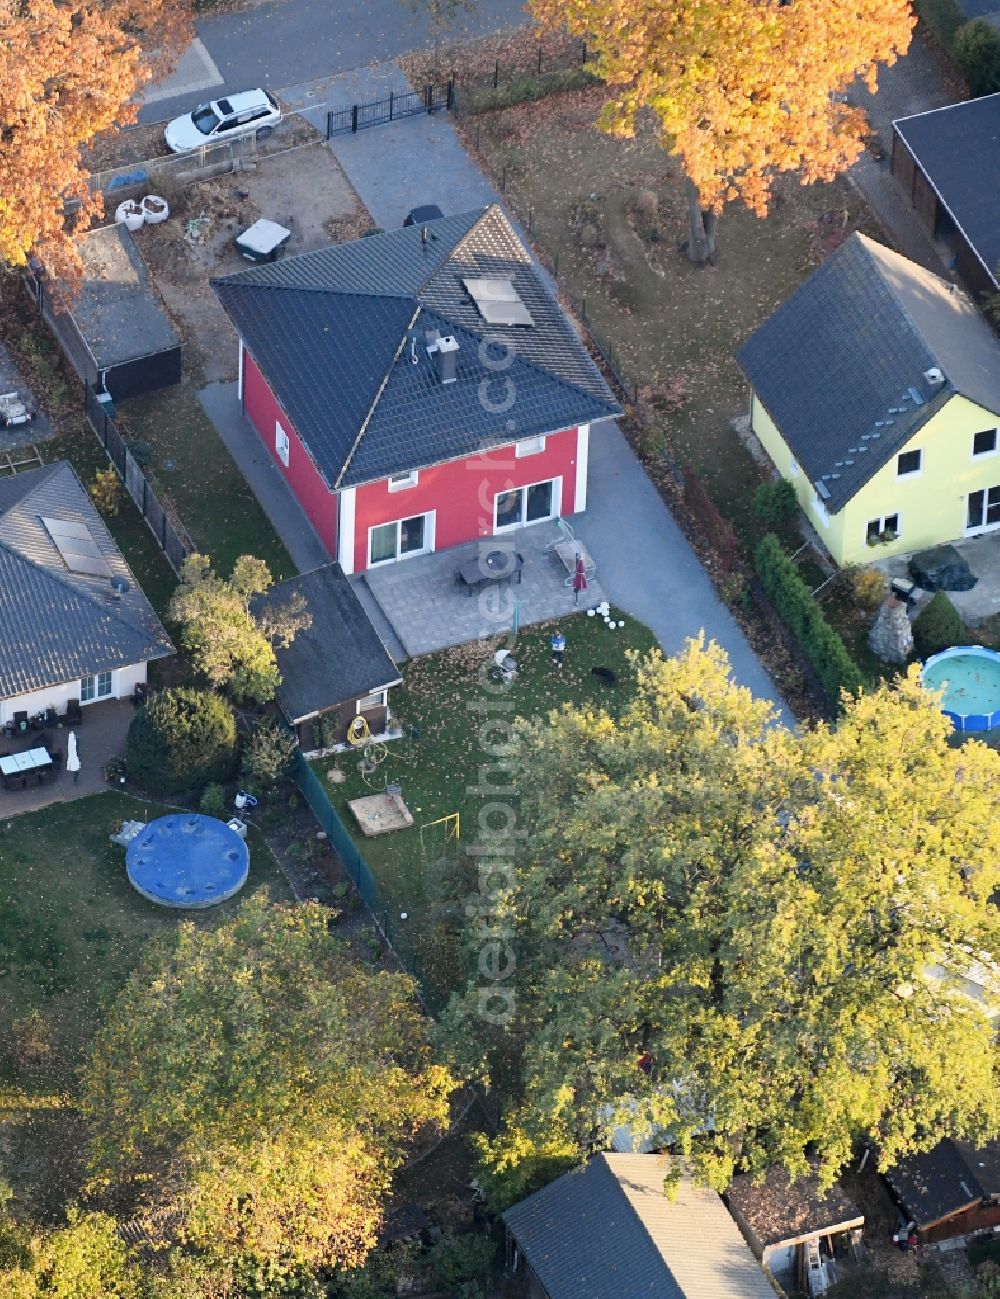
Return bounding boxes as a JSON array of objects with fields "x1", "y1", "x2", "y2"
[
  {"x1": 66, "y1": 731, "x2": 81, "y2": 785},
  {"x1": 572, "y1": 553, "x2": 588, "y2": 606}
]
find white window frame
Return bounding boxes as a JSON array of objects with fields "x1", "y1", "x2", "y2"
[
  {"x1": 81, "y1": 670, "x2": 113, "y2": 704},
  {"x1": 367, "y1": 512, "x2": 435, "y2": 566},
  {"x1": 493, "y1": 477, "x2": 560, "y2": 531},
  {"x1": 865, "y1": 513, "x2": 901, "y2": 545},
  {"x1": 275, "y1": 420, "x2": 290, "y2": 468},
  {"x1": 356, "y1": 690, "x2": 388, "y2": 714},
  {"x1": 896, "y1": 448, "x2": 922, "y2": 479},
  {"x1": 965, "y1": 484, "x2": 1000, "y2": 535},
  {"x1": 972, "y1": 428, "x2": 999, "y2": 460},
  {"x1": 387, "y1": 470, "x2": 419, "y2": 492},
  {"x1": 515, "y1": 435, "x2": 546, "y2": 458}
]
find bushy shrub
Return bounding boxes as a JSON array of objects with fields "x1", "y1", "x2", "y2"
[
  {"x1": 126, "y1": 688, "x2": 237, "y2": 794},
  {"x1": 426, "y1": 1232, "x2": 496, "y2": 1291},
  {"x1": 955, "y1": 19, "x2": 1000, "y2": 94},
  {"x1": 199, "y1": 782, "x2": 227, "y2": 817},
  {"x1": 755, "y1": 534, "x2": 864, "y2": 702},
  {"x1": 464, "y1": 65, "x2": 596, "y2": 113},
  {"x1": 89, "y1": 466, "x2": 122, "y2": 517},
  {"x1": 916, "y1": 0, "x2": 967, "y2": 49},
  {"x1": 913, "y1": 590, "x2": 963, "y2": 658},
  {"x1": 241, "y1": 719, "x2": 298, "y2": 792},
  {"x1": 847, "y1": 565, "x2": 888, "y2": 613},
  {"x1": 753, "y1": 478, "x2": 799, "y2": 527}
]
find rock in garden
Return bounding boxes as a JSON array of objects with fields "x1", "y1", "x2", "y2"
[
  {"x1": 909, "y1": 545, "x2": 977, "y2": 592},
  {"x1": 869, "y1": 596, "x2": 913, "y2": 665}
]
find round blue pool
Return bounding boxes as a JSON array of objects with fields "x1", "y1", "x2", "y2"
[
  {"x1": 126, "y1": 814, "x2": 249, "y2": 909},
  {"x1": 922, "y1": 645, "x2": 1000, "y2": 732}
]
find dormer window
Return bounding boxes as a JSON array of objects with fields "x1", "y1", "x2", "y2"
[
  {"x1": 974, "y1": 429, "x2": 998, "y2": 457},
  {"x1": 897, "y1": 449, "x2": 922, "y2": 477}
]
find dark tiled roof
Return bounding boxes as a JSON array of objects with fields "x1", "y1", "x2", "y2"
[
  {"x1": 726, "y1": 1167, "x2": 863, "y2": 1249},
  {"x1": 894, "y1": 94, "x2": 1000, "y2": 288},
  {"x1": 65, "y1": 223, "x2": 180, "y2": 367},
  {"x1": 736, "y1": 233, "x2": 1000, "y2": 512},
  {"x1": 885, "y1": 1139, "x2": 1000, "y2": 1229},
  {"x1": 212, "y1": 206, "x2": 620, "y2": 489},
  {"x1": 0, "y1": 462, "x2": 173, "y2": 699},
  {"x1": 503, "y1": 1153, "x2": 774, "y2": 1299},
  {"x1": 255, "y1": 564, "x2": 400, "y2": 724}
]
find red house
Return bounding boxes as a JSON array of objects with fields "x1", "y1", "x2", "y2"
[{"x1": 213, "y1": 205, "x2": 619, "y2": 574}]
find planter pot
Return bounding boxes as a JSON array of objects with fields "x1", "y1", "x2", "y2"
[
  {"x1": 115, "y1": 200, "x2": 144, "y2": 231},
  {"x1": 141, "y1": 194, "x2": 169, "y2": 224}
]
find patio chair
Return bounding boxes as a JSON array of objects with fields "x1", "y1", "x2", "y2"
[
  {"x1": 543, "y1": 517, "x2": 576, "y2": 553},
  {"x1": 49, "y1": 748, "x2": 63, "y2": 770},
  {"x1": 13, "y1": 711, "x2": 28, "y2": 733},
  {"x1": 64, "y1": 699, "x2": 82, "y2": 725}
]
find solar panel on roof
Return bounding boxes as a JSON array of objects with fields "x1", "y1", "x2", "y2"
[
  {"x1": 41, "y1": 515, "x2": 111, "y2": 578},
  {"x1": 463, "y1": 276, "x2": 534, "y2": 327}
]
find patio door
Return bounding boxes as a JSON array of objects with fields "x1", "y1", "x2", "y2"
[
  {"x1": 494, "y1": 478, "x2": 560, "y2": 531},
  {"x1": 80, "y1": 671, "x2": 112, "y2": 704},
  {"x1": 966, "y1": 485, "x2": 1000, "y2": 534}
]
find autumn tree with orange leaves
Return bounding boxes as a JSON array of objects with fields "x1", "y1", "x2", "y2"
[
  {"x1": 0, "y1": 0, "x2": 191, "y2": 283},
  {"x1": 532, "y1": 0, "x2": 914, "y2": 263}
]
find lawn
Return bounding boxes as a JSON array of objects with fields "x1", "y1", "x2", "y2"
[
  {"x1": 121, "y1": 384, "x2": 294, "y2": 581},
  {"x1": 465, "y1": 88, "x2": 883, "y2": 544},
  {"x1": 311, "y1": 608, "x2": 658, "y2": 1001}
]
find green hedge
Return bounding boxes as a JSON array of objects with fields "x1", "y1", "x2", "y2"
[
  {"x1": 463, "y1": 66, "x2": 597, "y2": 115},
  {"x1": 755, "y1": 534, "x2": 864, "y2": 703},
  {"x1": 915, "y1": 0, "x2": 967, "y2": 50},
  {"x1": 954, "y1": 18, "x2": 1000, "y2": 94}
]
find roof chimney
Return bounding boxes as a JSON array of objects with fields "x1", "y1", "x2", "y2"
[
  {"x1": 425, "y1": 331, "x2": 459, "y2": 384},
  {"x1": 923, "y1": 366, "x2": 945, "y2": 390}
]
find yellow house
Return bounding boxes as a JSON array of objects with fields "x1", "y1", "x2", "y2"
[{"x1": 736, "y1": 233, "x2": 1000, "y2": 568}]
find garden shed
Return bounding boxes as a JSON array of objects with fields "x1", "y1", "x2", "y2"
[
  {"x1": 891, "y1": 94, "x2": 1000, "y2": 299},
  {"x1": 31, "y1": 222, "x2": 181, "y2": 401},
  {"x1": 256, "y1": 563, "x2": 401, "y2": 752}
]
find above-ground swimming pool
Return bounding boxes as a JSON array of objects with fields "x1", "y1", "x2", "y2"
[
  {"x1": 126, "y1": 814, "x2": 249, "y2": 908},
  {"x1": 921, "y1": 645, "x2": 1000, "y2": 732}
]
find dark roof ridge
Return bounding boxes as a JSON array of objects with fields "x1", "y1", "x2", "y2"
[
  {"x1": 0, "y1": 464, "x2": 164, "y2": 650},
  {"x1": 207, "y1": 277, "x2": 416, "y2": 301},
  {"x1": 413, "y1": 204, "x2": 492, "y2": 292}
]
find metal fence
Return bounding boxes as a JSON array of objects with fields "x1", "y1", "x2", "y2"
[
  {"x1": 326, "y1": 81, "x2": 454, "y2": 138},
  {"x1": 83, "y1": 383, "x2": 191, "y2": 573}
]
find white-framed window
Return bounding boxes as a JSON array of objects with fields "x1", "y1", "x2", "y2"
[
  {"x1": 275, "y1": 420, "x2": 290, "y2": 468},
  {"x1": 387, "y1": 470, "x2": 418, "y2": 492},
  {"x1": 897, "y1": 448, "x2": 922, "y2": 477},
  {"x1": 356, "y1": 690, "x2": 388, "y2": 713},
  {"x1": 973, "y1": 428, "x2": 999, "y2": 458},
  {"x1": 81, "y1": 670, "x2": 112, "y2": 704},
  {"x1": 966, "y1": 485, "x2": 1000, "y2": 534},
  {"x1": 866, "y1": 513, "x2": 900, "y2": 545},
  {"x1": 368, "y1": 513, "x2": 433, "y2": 565},
  {"x1": 494, "y1": 478, "x2": 558, "y2": 530},
  {"x1": 515, "y1": 435, "x2": 546, "y2": 458}
]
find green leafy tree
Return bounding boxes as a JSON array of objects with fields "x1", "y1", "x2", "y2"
[
  {"x1": 752, "y1": 479, "x2": 798, "y2": 527},
  {"x1": 170, "y1": 555, "x2": 310, "y2": 705},
  {"x1": 912, "y1": 590, "x2": 963, "y2": 658},
  {"x1": 82, "y1": 897, "x2": 455, "y2": 1281},
  {"x1": 955, "y1": 18, "x2": 1000, "y2": 95},
  {"x1": 241, "y1": 719, "x2": 298, "y2": 793},
  {"x1": 0, "y1": 1201, "x2": 145, "y2": 1299},
  {"x1": 441, "y1": 639, "x2": 1000, "y2": 1197},
  {"x1": 125, "y1": 686, "x2": 237, "y2": 793}
]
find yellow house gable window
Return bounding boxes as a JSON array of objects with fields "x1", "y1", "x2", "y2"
[
  {"x1": 896, "y1": 449, "x2": 922, "y2": 477},
  {"x1": 973, "y1": 429, "x2": 998, "y2": 458}
]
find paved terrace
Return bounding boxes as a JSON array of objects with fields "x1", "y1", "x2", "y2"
[
  {"x1": 362, "y1": 524, "x2": 607, "y2": 657},
  {"x1": 0, "y1": 699, "x2": 132, "y2": 816}
]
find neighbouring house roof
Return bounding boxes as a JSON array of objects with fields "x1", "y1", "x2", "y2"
[
  {"x1": 61, "y1": 223, "x2": 180, "y2": 368},
  {"x1": 894, "y1": 94, "x2": 1000, "y2": 290},
  {"x1": 254, "y1": 563, "x2": 400, "y2": 725},
  {"x1": 735, "y1": 233, "x2": 1000, "y2": 513},
  {"x1": 0, "y1": 461, "x2": 173, "y2": 700},
  {"x1": 725, "y1": 1166, "x2": 863, "y2": 1252},
  {"x1": 212, "y1": 205, "x2": 620, "y2": 489},
  {"x1": 502, "y1": 1153, "x2": 775, "y2": 1299},
  {"x1": 885, "y1": 1139, "x2": 1000, "y2": 1230}
]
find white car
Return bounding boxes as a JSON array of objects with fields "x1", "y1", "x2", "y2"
[{"x1": 164, "y1": 89, "x2": 281, "y2": 154}]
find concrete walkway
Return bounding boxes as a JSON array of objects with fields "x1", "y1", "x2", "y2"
[
  {"x1": 282, "y1": 64, "x2": 497, "y2": 231},
  {"x1": 581, "y1": 423, "x2": 788, "y2": 715},
  {"x1": 198, "y1": 382, "x2": 330, "y2": 575}
]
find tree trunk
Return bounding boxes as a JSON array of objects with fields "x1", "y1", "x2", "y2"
[{"x1": 684, "y1": 175, "x2": 718, "y2": 265}]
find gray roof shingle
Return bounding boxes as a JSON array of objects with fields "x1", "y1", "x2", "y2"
[
  {"x1": 894, "y1": 94, "x2": 1000, "y2": 290},
  {"x1": 0, "y1": 462, "x2": 174, "y2": 700},
  {"x1": 212, "y1": 206, "x2": 620, "y2": 489},
  {"x1": 885, "y1": 1138, "x2": 1000, "y2": 1229},
  {"x1": 735, "y1": 233, "x2": 1000, "y2": 513},
  {"x1": 254, "y1": 564, "x2": 400, "y2": 724},
  {"x1": 503, "y1": 1153, "x2": 775, "y2": 1299}
]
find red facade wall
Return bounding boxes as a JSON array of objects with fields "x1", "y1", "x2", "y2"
[
  {"x1": 241, "y1": 350, "x2": 337, "y2": 557},
  {"x1": 350, "y1": 425, "x2": 582, "y2": 573}
]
